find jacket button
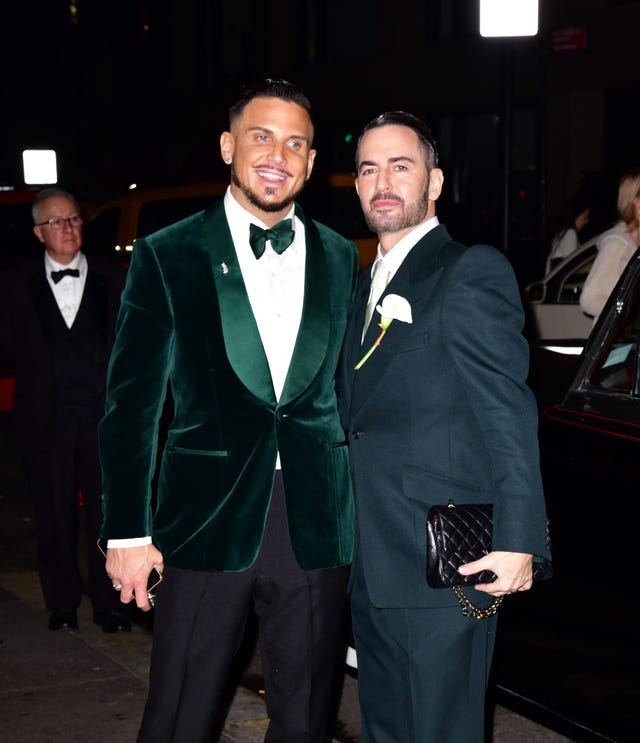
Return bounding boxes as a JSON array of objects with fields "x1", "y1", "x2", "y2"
[
  {"x1": 351, "y1": 431, "x2": 361, "y2": 439},
  {"x1": 277, "y1": 411, "x2": 288, "y2": 421}
]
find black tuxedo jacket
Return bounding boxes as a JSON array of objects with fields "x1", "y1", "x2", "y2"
[{"x1": 0, "y1": 255, "x2": 125, "y2": 448}]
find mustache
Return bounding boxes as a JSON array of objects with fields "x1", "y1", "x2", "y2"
[{"x1": 370, "y1": 191, "x2": 403, "y2": 207}]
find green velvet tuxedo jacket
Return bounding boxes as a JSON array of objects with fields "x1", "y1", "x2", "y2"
[
  {"x1": 99, "y1": 198, "x2": 359, "y2": 572},
  {"x1": 339, "y1": 224, "x2": 551, "y2": 609}
]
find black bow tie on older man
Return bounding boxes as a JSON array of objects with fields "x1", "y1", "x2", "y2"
[
  {"x1": 249, "y1": 219, "x2": 295, "y2": 259},
  {"x1": 51, "y1": 268, "x2": 80, "y2": 284}
]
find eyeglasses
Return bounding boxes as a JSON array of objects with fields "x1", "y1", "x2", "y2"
[{"x1": 35, "y1": 215, "x2": 83, "y2": 230}]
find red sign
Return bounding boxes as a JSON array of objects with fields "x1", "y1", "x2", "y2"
[{"x1": 551, "y1": 26, "x2": 589, "y2": 53}]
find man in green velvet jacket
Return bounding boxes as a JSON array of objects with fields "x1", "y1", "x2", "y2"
[{"x1": 98, "y1": 80, "x2": 359, "y2": 742}]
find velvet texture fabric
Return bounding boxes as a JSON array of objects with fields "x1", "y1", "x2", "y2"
[
  {"x1": 339, "y1": 224, "x2": 551, "y2": 609},
  {"x1": 99, "y1": 199, "x2": 359, "y2": 571}
]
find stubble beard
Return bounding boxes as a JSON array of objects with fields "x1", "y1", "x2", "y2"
[
  {"x1": 231, "y1": 166, "x2": 305, "y2": 214},
  {"x1": 363, "y1": 189, "x2": 430, "y2": 235}
]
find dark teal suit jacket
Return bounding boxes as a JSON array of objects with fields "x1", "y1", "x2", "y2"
[
  {"x1": 99, "y1": 199, "x2": 359, "y2": 572},
  {"x1": 339, "y1": 224, "x2": 551, "y2": 608}
]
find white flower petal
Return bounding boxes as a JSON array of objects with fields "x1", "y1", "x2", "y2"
[{"x1": 377, "y1": 294, "x2": 413, "y2": 323}]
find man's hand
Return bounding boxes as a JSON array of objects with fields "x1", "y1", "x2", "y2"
[
  {"x1": 106, "y1": 544, "x2": 164, "y2": 612},
  {"x1": 458, "y1": 551, "x2": 533, "y2": 596}
]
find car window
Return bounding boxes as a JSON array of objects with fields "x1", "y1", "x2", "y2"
[
  {"x1": 588, "y1": 281, "x2": 640, "y2": 393},
  {"x1": 557, "y1": 256, "x2": 595, "y2": 303},
  {"x1": 138, "y1": 197, "x2": 215, "y2": 238}
]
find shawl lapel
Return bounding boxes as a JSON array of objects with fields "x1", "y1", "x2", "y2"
[
  {"x1": 279, "y1": 205, "x2": 330, "y2": 405},
  {"x1": 204, "y1": 201, "x2": 276, "y2": 403}
]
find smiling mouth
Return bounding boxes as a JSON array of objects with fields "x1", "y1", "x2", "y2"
[{"x1": 255, "y1": 167, "x2": 290, "y2": 183}]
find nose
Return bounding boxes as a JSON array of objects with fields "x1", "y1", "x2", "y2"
[
  {"x1": 267, "y1": 139, "x2": 286, "y2": 163},
  {"x1": 375, "y1": 167, "x2": 391, "y2": 191}
]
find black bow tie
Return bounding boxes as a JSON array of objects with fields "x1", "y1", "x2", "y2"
[
  {"x1": 249, "y1": 219, "x2": 294, "y2": 259},
  {"x1": 51, "y1": 268, "x2": 80, "y2": 284}
]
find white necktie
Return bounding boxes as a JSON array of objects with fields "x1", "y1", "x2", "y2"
[{"x1": 362, "y1": 260, "x2": 391, "y2": 341}]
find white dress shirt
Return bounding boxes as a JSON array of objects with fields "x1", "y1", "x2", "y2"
[
  {"x1": 44, "y1": 251, "x2": 88, "y2": 328},
  {"x1": 108, "y1": 189, "x2": 306, "y2": 548}
]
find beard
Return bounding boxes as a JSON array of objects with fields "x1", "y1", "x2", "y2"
[
  {"x1": 363, "y1": 189, "x2": 429, "y2": 234},
  {"x1": 230, "y1": 165, "x2": 306, "y2": 213}
]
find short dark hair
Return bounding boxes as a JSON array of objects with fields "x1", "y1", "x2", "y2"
[
  {"x1": 32, "y1": 187, "x2": 80, "y2": 224},
  {"x1": 228, "y1": 78, "x2": 313, "y2": 129},
  {"x1": 356, "y1": 111, "x2": 438, "y2": 170}
]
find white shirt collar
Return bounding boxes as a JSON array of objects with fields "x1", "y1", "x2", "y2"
[
  {"x1": 372, "y1": 216, "x2": 440, "y2": 277},
  {"x1": 44, "y1": 250, "x2": 87, "y2": 276},
  {"x1": 223, "y1": 187, "x2": 298, "y2": 257}
]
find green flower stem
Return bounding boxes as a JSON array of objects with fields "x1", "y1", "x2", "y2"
[{"x1": 354, "y1": 327, "x2": 388, "y2": 369}]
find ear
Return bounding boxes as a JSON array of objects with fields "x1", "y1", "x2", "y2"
[
  {"x1": 428, "y1": 168, "x2": 444, "y2": 202},
  {"x1": 220, "y1": 131, "x2": 234, "y2": 164},
  {"x1": 33, "y1": 225, "x2": 45, "y2": 245},
  {"x1": 305, "y1": 148, "x2": 317, "y2": 181},
  {"x1": 354, "y1": 176, "x2": 360, "y2": 198}
]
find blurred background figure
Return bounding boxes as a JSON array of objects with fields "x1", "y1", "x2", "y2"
[
  {"x1": 545, "y1": 189, "x2": 592, "y2": 274},
  {"x1": 0, "y1": 188, "x2": 128, "y2": 633},
  {"x1": 580, "y1": 168, "x2": 640, "y2": 322}
]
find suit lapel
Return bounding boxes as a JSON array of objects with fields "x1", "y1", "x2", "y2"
[
  {"x1": 204, "y1": 201, "x2": 276, "y2": 403},
  {"x1": 280, "y1": 206, "x2": 330, "y2": 405},
  {"x1": 348, "y1": 224, "x2": 453, "y2": 417}
]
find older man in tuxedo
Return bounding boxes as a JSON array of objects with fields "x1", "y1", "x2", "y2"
[
  {"x1": 0, "y1": 187, "x2": 128, "y2": 632},
  {"x1": 338, "y1": 112, "x2": 551, "y2": 742},
  {"x1": 99, "y1": 80, "x2": 359, "y2": 742}
]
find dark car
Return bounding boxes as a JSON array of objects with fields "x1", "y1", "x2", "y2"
[{"x1": 493, "y1": 251, "x2": 640, "y2": 743}]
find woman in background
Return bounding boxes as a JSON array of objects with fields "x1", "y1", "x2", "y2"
[
  {"x1": 545, "y1": 190, "x2": 592, "y2": 274},
  {"x1": 580, "y1": 168, "x2": 640, "y2": 322}
]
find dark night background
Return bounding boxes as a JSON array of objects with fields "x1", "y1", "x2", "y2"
[{"x1": 2, "y1": 0, "x2": 639, "y2": 282}]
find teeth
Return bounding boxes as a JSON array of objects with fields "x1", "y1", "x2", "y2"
[{"x1": 258, "y1": 171, "x2": 286, "y2": 182}]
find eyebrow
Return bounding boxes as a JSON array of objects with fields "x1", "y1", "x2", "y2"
[
  {"x1": 358, "y1": 156, "x2": 415, "y2": 170},
  {"x1": 248, "y1": 126, "x2": 310, "y2": 144}
]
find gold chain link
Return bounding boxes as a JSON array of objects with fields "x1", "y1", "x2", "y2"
[{"x1": 452, "y1": 585, "x2": 504, "y2": 619}]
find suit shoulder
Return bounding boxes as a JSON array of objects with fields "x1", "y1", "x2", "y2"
[
  {"x1": 310, "y1": 218, "x2": 357, "y2": 252},
  {"x1": 441, "y1": 237, "x2": 512, "y2": 274}
]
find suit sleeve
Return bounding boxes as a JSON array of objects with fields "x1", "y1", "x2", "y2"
[
  {"x1": 99, "y1": 238, "x2": 173, "y2": 539},
  {"x1": 441, "y1": 245, "x2": 550, "y2": 560}
]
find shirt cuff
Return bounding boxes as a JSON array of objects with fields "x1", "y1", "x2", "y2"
[{"x1": 107, "y1": 536, "x2": 153, "y2": 548}]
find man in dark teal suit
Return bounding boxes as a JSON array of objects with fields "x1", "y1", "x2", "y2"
[
  {"x1": 339, "y1": 112, "x2": 551, "y2": 742},
  {"x1": 98, "y1": 80, "x2": 359, "y2": 742}
]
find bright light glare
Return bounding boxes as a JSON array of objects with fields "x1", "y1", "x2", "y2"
[
  {"x1": 22, "y1": 150, "x2": 58, "y2": 185},
  {"x1": 480, "y1": 0, "x2": 538, "y2": 37}
]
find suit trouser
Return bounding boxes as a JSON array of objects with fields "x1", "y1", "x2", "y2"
[
  {"x1": 138, "y1": 472, "x2": 349, "y2": 743},
  {"x1": 22, "y1": 420, "x2": 117, "y2": 614},
  {"x1": 350, "y1": 560, "x2": 498, "y2": 743}
]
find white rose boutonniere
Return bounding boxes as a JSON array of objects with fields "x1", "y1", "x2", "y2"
[{"x1": 355, "y1": 294, "x2": 413, "y2": 369}]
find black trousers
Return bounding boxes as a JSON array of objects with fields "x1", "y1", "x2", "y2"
[
  {"x1": 350, "y1": 559, "x2": 498, "y2": 743},
  {"x1": 138, "y1": 472, "x2": 349, "y2": 743},
  {"x1": 22, "y1": 420, "x2": 118, "y2": 614}
]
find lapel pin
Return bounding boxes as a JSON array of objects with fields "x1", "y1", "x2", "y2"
[{"x1": 220, "y1": 262, "x2": 229, "y2": 275}]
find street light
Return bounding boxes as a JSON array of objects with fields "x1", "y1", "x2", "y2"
[
  {"x1": 22, "y1": 150, "x2": 58, "y2": 185},
  {"x1": 480, "y1": 0, "x2": 538, "y2": 38},
  {"x1": 479, "y1": 0, "x2": 539, "y2": 253}
]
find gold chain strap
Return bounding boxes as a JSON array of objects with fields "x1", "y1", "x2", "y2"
[{"x1": 452, "y1": 585, "x2": 504, "y2": 619}]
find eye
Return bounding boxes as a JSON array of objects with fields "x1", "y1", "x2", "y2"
[
  {"x1": 255, "y1": 133, "x2": 270, "y2": 143},
  {"x1": 288, "y1": 140, "x2": 302, "y2": 150},
  {"x1": 394, "y1": 163, "x2": 408, "y2": 172},
  {"x1": 360, "y1": 167, "x2": 376, "y2": 177}
]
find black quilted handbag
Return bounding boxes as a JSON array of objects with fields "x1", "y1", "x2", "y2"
[{"x1": 426, "y1": 500, "x2": 552, "y2": 618}]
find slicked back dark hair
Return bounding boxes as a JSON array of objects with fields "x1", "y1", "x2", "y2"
[
  {"x1": 356, "y1": 111, "x2": 438, "y2": 170},
  {"x1": 228, "y1": 78, "x2": 313, "y2": 130}
]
